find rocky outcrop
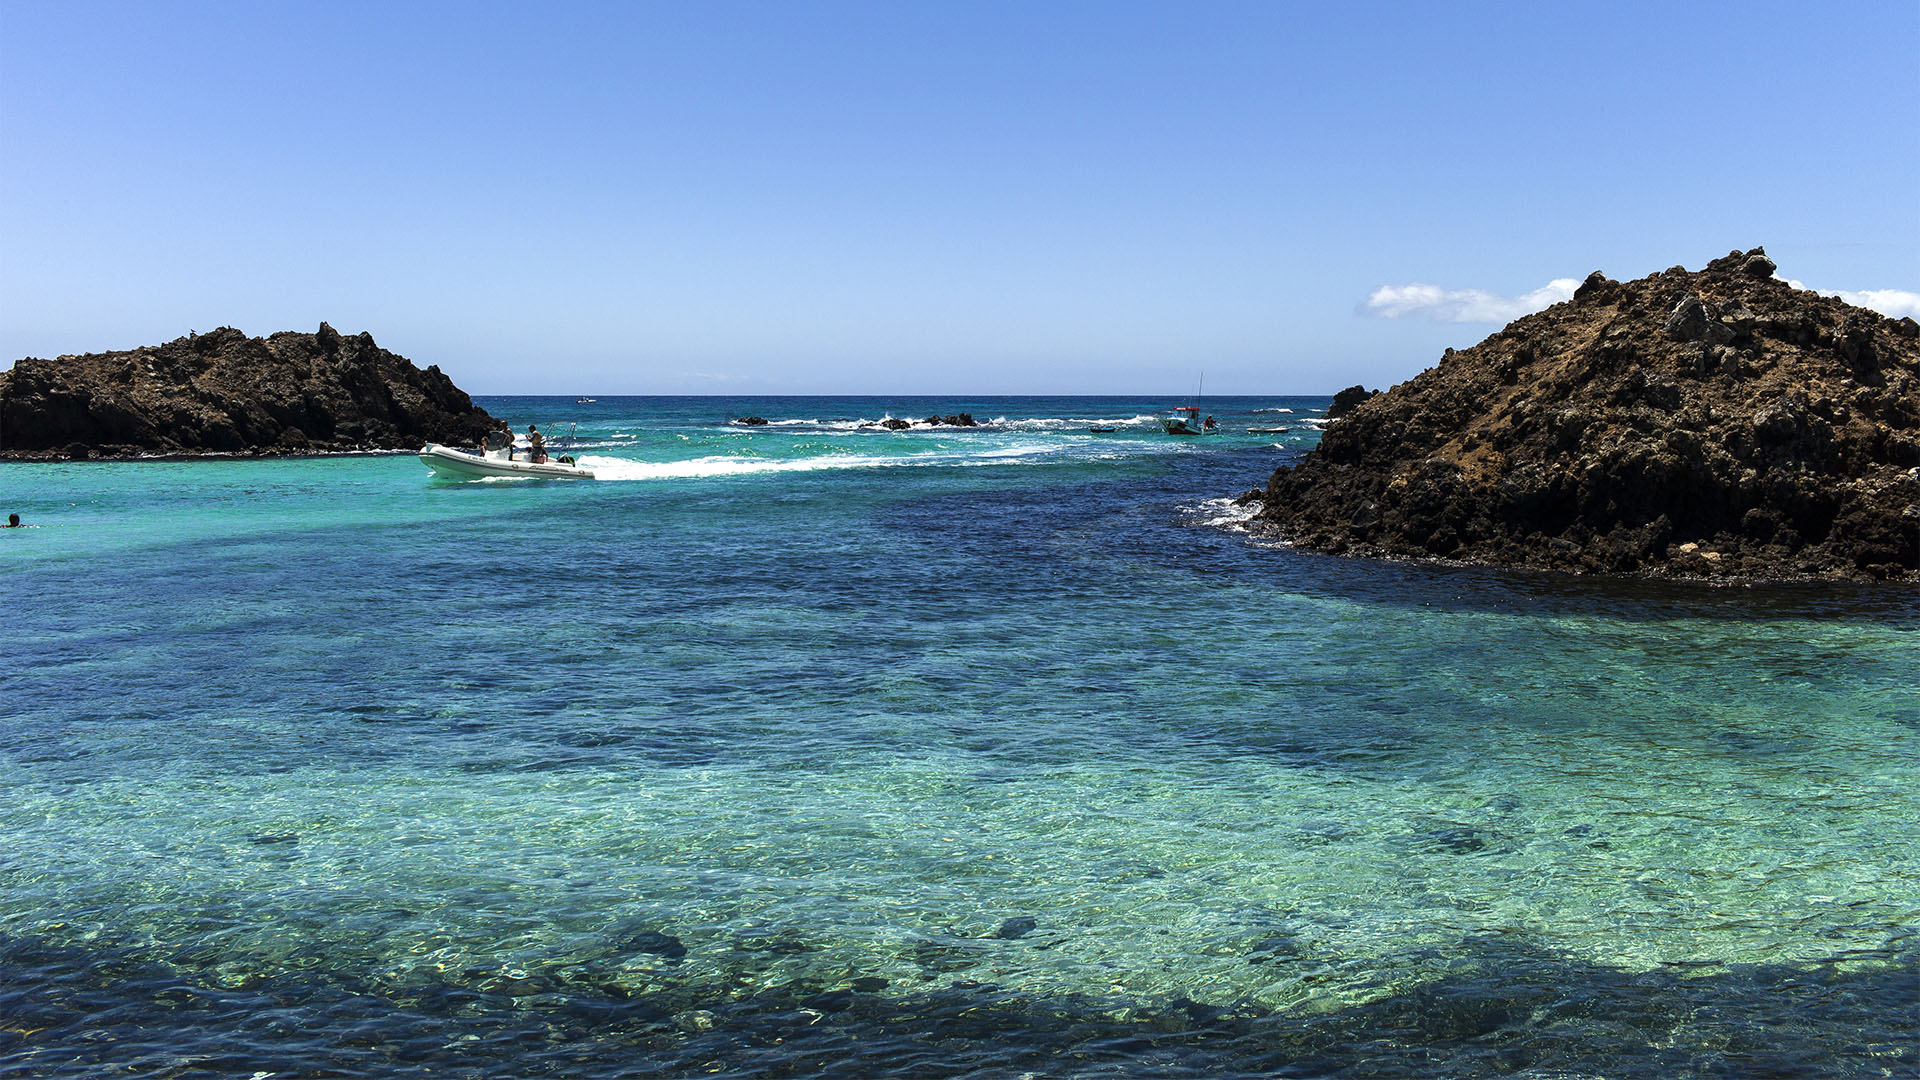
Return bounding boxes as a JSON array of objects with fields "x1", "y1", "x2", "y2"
[
  {"x1": 1325, "y1": 385, "x2": 1379, "y2": 420},
  {"x1": 923, "y1": 413, "x2": 979, "y2": 427},
  {"x1": 1255, "y1": 248, "x2": 1920, "y2": 582},
  {"x1": 0, "y1": 324, "x2": 496, "y2": 459}
]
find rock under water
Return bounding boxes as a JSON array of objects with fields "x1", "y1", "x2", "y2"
[
  {"x1": 1256, "y1": 248, "x2": 1920, "y2": 582},
  {"x1": 0, "y1": 323, "x2": 496, "y2": 459}
]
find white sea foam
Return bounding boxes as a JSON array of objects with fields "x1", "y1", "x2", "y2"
[
  {"x1": 1188, "y1": 496, "x2": 1261, "y2": 529},
  {"x1": 994, "y1": 414, "x2": 1159, "y2": 431},
  {"x1": 711, "y1": 414, "x2": 1165, "y2": 433},
  {"x1": 1253, "y1": 407, "x2": 1295, "y2": 414},
  {"x1": 750, "y1": 417, "x2": 968, "y2": 432},
  {"x1": 575, "y1": 454, "x2": 892, "y2": 481},
  {"x1": 969, "y1": 442, "x2": 1059, "y2": 459},
  {"x1": 574, "y1": 442, "x2": 1071, "y2": 482},
  {"x1": 542, "y1": 439, "x2": 634, "y2": 451}
]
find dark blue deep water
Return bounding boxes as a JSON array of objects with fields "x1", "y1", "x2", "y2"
[{"x1": 3, "y1": 396, "x2": 1916, "y2": 1077}]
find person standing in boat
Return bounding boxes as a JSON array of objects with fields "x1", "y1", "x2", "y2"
[{"x1": 528, "y1": 424, "x2": 547, "y2": 464}]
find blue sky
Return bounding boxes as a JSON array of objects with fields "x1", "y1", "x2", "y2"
[{"x1": 3, "y1": 1, "x2": 1915, "y2": 394}]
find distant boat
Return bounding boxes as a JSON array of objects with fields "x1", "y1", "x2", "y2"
[
  {"x1": 1162, "y1": 373, "x2": 1219, "y2": 435},
  {"x1": 575, "y1": 397, "x2": 596, "y2": 403},
  {"x1": 1088, "y1": 426, "x2": 1117, "y2": 433},
  {"x1": 1159, "y1": 406, "x2": 1218, "y2": 436}
]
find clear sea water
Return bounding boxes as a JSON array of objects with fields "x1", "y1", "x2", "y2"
[{"x1": 2, "y1": 395, "x2": 1915, "y2": 1078}]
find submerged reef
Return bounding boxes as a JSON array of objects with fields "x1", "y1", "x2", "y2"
[
  {"x1": 1255, "y1": 248, "x2": 1920, "y2": 582},
  {"x1": 0, "y1": 323, "x2": 496, "y2": 459},
  {"x1": 3, "y1": 928, "x2": 1910, "y2": 1078}
]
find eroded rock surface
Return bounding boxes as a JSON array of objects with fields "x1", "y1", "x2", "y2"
[
  {"x1": 1256, "y1": 248, "x2": 1920, "y2": 581},
  {"x1": 0, "y1": 323, "x2": 496, "y2": 459}
]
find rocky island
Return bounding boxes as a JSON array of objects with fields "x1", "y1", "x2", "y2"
[
  {"x1": 1254, "y1": 248, "x2": 1920, "y2": 582},
  {"x1": 0, "y1": 323, "x2": 496, "y2": 460}
]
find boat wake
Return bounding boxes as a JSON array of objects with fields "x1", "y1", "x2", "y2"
[
  {"x1": 717, "y1": 414, "x2": 1163, "y2": 433},
  {"x1": 572, "y1": 441, "x2": 1080, "y2": 481}
]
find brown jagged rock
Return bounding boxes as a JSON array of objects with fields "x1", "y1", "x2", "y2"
[
  {"x1": 1257, "y1": 247, "x2": 1920, "y2": 582},
  {"x1": 0, "y1": 324, "x2": 496, "y2": 459},
  {"x1": 1326, "y1": 385, "x2": 1379, "y2": 420}
]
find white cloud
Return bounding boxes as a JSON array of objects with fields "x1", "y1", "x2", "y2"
[
  {"x1": 1781, "y1": 279, "x2": 1920, "y2": 320},
  {"x1": 1361, "y1": 278, "x2": 1580, "y2": 323},
  {"x1": 1833, "y1": 289, "x2": 1920, "y2": 318}
]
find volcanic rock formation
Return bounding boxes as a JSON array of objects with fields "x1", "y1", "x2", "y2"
[
  {"x1": 0, "y1": 324, "x2": 496, "y2": 459},
  {"x1": 1256, "y1": 248, "x2": 1920, "y2": 581},
  {"x1": 1325, "y1": 385, "x2": 1379, "y2": 420}
]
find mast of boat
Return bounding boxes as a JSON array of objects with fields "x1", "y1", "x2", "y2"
[{"x1": 1194, "y1": 372, "x2": 1216, "y2": 432}]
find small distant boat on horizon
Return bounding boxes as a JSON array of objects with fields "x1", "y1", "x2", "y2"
[
  {"x1": 576, "y1": 397, "x2": 596, "y2": 403},
  {"x1": 418, "y1": 443, "x2": 595, "y2": 480}
]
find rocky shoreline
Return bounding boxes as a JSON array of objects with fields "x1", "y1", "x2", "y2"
[
  {"x1": 0, "y1": 324, "x2": 496, "y2": 461},
  {"x1": 1251, "y1": 248, "x2": 1920, "y2": 583}
]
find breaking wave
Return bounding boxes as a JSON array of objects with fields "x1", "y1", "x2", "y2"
[{"x1": 1186, "y1": 495, "x2": 1262, "y2": 529}]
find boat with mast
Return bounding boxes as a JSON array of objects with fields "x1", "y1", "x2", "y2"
[{"x1": 1160, "y1": 374, "x2": 1219, "y2": 435}]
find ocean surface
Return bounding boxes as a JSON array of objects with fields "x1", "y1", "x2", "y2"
[{"x1": 2, "y1": 395, "x2": 1915, "y2": 1079}]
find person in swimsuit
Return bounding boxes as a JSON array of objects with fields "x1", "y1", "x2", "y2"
[{"x1": 528, "y1": 424, "x2": 547, "y2": 464}]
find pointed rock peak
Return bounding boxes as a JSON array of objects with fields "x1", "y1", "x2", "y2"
[
  {"x1": 1741, "y1": 247, "x2": 1777, "y2": 278},
  {"x1": 1326, "y1": 384, "x2": 1379, "y2": 419},
  {"x1": 1707, "y1": 246, "x2": 1776, "y2": 277},
  {"x1": 1574, "y1": 270, "x2": 1619, "y2": 303}
]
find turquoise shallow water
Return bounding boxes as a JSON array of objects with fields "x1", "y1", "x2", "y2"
[{"x1": 2, "y1": 396, "x2": 1916, "y2": 1078}]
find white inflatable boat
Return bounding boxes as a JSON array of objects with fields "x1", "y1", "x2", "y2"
[{"x1": 418, "y1": 443, "x2": 595, "y2": 481}]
